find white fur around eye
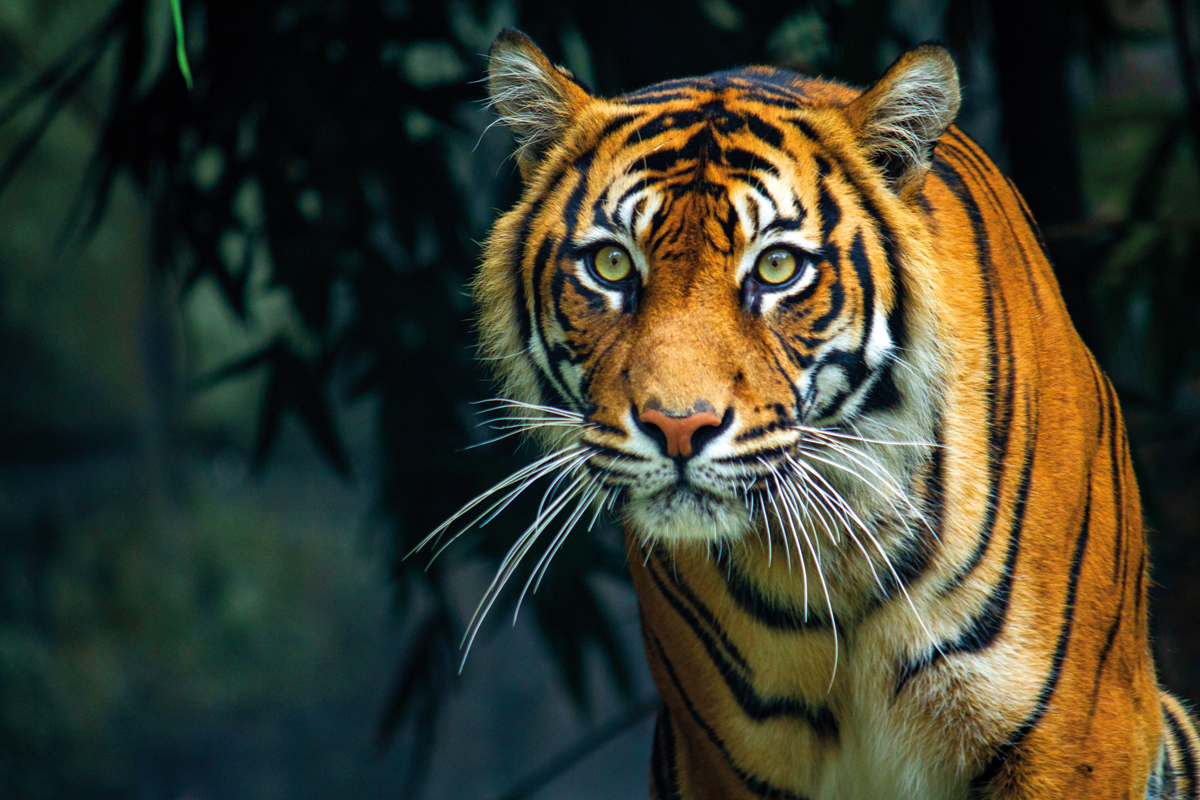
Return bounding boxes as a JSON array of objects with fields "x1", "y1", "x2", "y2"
[
  {"x1": 760, "y1": 257, "x2": 818, "y2": 315},
  {"x1": 572, "y1": 233, "x2": 646, "y2": 311},
  {"x1": 736, "y1": 239, "x2": 821, "y2": 315}
]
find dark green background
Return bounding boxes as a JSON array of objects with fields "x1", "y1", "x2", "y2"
[{"x1": 1, "y1": 0, "x2": 1198, "y2": 797}]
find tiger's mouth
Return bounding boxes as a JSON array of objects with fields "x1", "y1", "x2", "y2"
[
  {"x1": 623, "y1": 480, "x2": 755, "y2": 544},
  {"x1": 646, "y1": 481, "x2": 729, "y2": 513},
  {"x1": 603, "y1": 440, "x2": 766, "y2": 544}
]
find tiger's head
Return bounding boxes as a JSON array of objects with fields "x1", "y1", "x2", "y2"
[{"x1": 477, "y1": 30, "x2": 960, "y2": 549}]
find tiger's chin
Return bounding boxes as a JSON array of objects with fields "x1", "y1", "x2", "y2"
[{"x1": 624, "y1": 486, "x2": 754, "y2": 546}]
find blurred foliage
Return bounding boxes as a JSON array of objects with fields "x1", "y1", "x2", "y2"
[
  {"x1": 0, "y1": 489, "x2": 392, "y2": 799},
  {"x1": 1, "y1": 0, "x2": 1198, "y2": 797}
]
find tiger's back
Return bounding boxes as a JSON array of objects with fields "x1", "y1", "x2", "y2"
[{"x1": 468, "y1": 29, "x2": 1200, "y2": 799}]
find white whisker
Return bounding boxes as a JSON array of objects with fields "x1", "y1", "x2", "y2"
[
  {"x1": 525, "y1": 478, "x2": 605, "y2": 599},
  {"x1": 786, "y1": 455, "x2": 852, "y2": 547},
  {"x1": 465, "y1": 419, "x2": 583, "y2": 450},
  {"x1": 473, "y1": 397, "x2": 585, "y2": 420},
  {"x1": 798, "y1": 424, "x2": 936, "y2": 449},
  {"x1": 757, "y1": 468, "x2": 840, "y2": 690},
  {"x1": 797, "y1": 441, "x2": 933, "y2": 540},
  {"x1": 412, "y1": 446, "x2": 588, "y2": 561},
  {"x1": 769, "y1": 469, "x2": 808, "y2": 616},
  {"x1": 787, "y1": 451, "x2": 938, "y2": 652},
  {"x1": 459, "y1": 471, "x2": 591, "y2": 668}
]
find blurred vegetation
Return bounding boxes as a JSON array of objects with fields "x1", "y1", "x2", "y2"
[{"x1": 0, "y1": 0, "x2": 1198, "y2": 797}]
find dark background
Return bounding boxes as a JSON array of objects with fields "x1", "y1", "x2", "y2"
[{"x1": 1, "y1": 0, "x2": 1198, "y2": 798}]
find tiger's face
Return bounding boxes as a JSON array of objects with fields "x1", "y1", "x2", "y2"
[{"x1": 479, "y1": 31, "x2": 957, "y2": 547}]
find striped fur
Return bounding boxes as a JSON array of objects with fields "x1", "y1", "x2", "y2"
[{"x1": 466, "y1": 30, "x2": 1200, "y2": 799}]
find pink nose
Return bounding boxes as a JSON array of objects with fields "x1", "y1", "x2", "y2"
[{"x1": 638, "y1": 409, "x2": 723, "y2": 458}]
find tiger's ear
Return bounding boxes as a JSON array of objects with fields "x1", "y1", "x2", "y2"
[
  {"x1": 487, "y1": 29, "x2": 593, "y2": 181},
  {"x1": 846, "y1": 45, "x2": 961, "y2": 195}
]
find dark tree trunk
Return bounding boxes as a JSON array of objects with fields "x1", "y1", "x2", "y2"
[{"x1": 989, "y1": 0, "x2": 1095, "y2": 343}]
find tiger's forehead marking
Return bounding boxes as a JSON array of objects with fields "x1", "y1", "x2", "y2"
[
  {"x1": 575, "y1": 87, "x2": 825, "y2": 266},
  {"x1": 616, "y1": 68, "x2": 815, "y2": 108}
]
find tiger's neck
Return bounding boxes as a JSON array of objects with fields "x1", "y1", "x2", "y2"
[{"x1": 627, "y1": 521, "x2": 969, "y2": 800}]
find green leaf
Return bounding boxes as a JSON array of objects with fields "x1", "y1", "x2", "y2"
[{"x1": 170, "y1": 0, "x2": 193, "y2": 89}]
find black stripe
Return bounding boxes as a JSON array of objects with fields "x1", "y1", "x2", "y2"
[
  {"x1": 940, "y1": 135, "x2": 1047, "y2": 316},
  {"x1": 527, "y1": 238, "x2": 574, "y2": 408},
  {"x1": 846, "y1": 154, "x2": 907, "y2": 368},
  {"x1": 716, "y1": 549, "x2": 835, "y2": 631},
  {"x1": 655, "y1": 560, "x2": 839, "y2": 736},
  {"x1": 613, "y1": 175, "x2": 655, "y2": 217},
  {"x1": 646, "y1": 559, "x2": 838, "y2": 737},
  {"x1": 513, "y1": 158, "x2": 572, "y2": 395},
  {"x1": 743, "y1": 112, "x2": 785, "y2": 148},
  {"x1": 808, "y1": 261, "x2": 845, "y2": 333},
  {"x1": 816, "y1": 176, "x2": 842, "y2": 237},
  {"x1": 583, "y1": 420, "x2": 627, "y2": 438},
  {"x1": 625, "y1": 77, "x2": 716, "y2": 97},
  {"x1": 775, "y1": 272, "x2": 826, "y2": 321},
  {"x1": 1161, "y1": 734, "x2": 1180, "y2": 799},
  {"x1": 724, "y1": 146, "x2": 779, "y2": 176},
  {"x1": 584, "y1": 441, "x2": 645, "y2": 461},
  {"x1": 801, "y1": 235, "x2": 880, "y2": 415},
  {"x1": 626, "y1": 108, "x2": 707, "y2": 147},
  {"x1": 768, "y1": 327, "x2": 817, "y2": 372},
  {"x1": 732, "y1": 415, "x2": 792, "y2": 444},
  {"x1": 923, "y1": 427, "x2": 948, "y2": 541},
  {"x1": 766, "y1": 343, "x2": 809, "y2": 416},
  {"x1": 511, "y1": 198, "x2": 544, "y2": 350},
  {"x1": 1085, "y1": 367, "x2": 1120, "y2": 716},
  {"x1": 644, "y1": 195, "x2": 678, "y2": 252},
  {"x1": 650, "y1": 634, "x2": 812, "y2": 800},
  {"x1": 560, "y1": 153, "x2": 595, "y2": 241},
  {"x1": 712, "y1": 442, "x2": 796, "y2": 465},
  {"x1": 849, "y1": 229, "x2": 876, "y2": 369},
  {"x1": 528, "y1": 150, "x2": 597, "y2": 408},
  {"x1": 550, "y1": 262, "x2": 607, "y2": 332},
  {"x1": 637, "y1": 125, "x2": 723, "y2": 174},
  {"x1": 858, "y1": 361, "x2": 901, "y2": 413},
  {"x1": 886, "y1": 257, "x2": 910, "y2": 357},
  {"x1": 1135, "y1": 546, "x2": 1147, "y2": 617},
  {"x1": 760, "y1": 208, "x2": 808, "y2": 235},
  {"x1": 1101, "y1": 371, "x2": 1128, "y2": 584},
  {"x1": 970, "y1": 488, "x2": 1093, "y2": 791},
  {"x1": 895, "y1": 410, "x2": 1036, "y2": 694},
  {"x1": 859, "y1": 443, "x2": 943, "y2": 619},
  {"x1": 933, "y1": 153, "x2": 1010, "y2": 593},
  {"x1": 739, "y1": 91, "x2": 808, "y2": 109},
  {"x1": 787, "y1": 117, "x2": 821, "y2": 142},
  {"x1": 714, "y1": 68, "x2": 808, "y2": 96},
  {"x1": 1092, "y1": 606, "x2": 1121, "y2": 698},
  {"x1": 1164, "y1": 701, "x2": 1199, "y2": 798},
  {"x1": 649, "y1": 554, "x2": 751, "y2": 671},
  {"x1": 807, "y1": 349, "x2": 869, "y2": 420},
  {"x1": 651, "y1": 704, "x2": 680, "y2": 800},
  {"x1": 622, "y1": 91, "x2": 691, "y2": 105},
  {"x1": 591, "y1": 112, "x2": 644, "y2": 150}
]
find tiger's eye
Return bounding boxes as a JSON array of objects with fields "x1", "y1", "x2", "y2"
[
  {"x1": 593, "y1": 245, "x2": 633, "y2": 283},
  {"x1": 755, "y1": 248, "x2": 798, "y2": 285}
]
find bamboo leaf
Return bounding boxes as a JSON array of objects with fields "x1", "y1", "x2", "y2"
[{"x1": 170, "y1": 0, "x2": 193, "y2": 89}]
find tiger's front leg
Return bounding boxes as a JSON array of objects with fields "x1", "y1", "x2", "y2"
[
  {"x1": 968, "y1": 690, "x2": 1198, "y2": 800},
  {"x1": 649, "y1": 704, "x2": 693, "y2": 800}
]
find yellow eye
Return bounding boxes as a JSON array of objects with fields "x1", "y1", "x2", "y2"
[
  {"x1": 592, "y1": 245, "x2": 633, "y2": 283},
  {"x1": 755, "y1": 248, "x2": 798, "y2": 285}
]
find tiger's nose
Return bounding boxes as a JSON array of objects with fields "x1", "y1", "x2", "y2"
[{"x1": 638, "y1": 407, "x2": 724, "y2": 458}]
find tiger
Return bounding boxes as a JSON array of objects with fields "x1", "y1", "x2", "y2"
[{"x1": 429, "y1": 27, "x2": 1200, "y2": 800}]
